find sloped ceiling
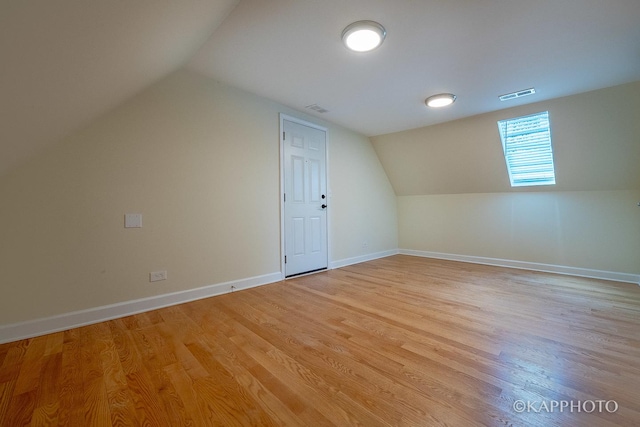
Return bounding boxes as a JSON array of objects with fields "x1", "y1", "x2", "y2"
[
  {"x1": 0, "y1": 0, "x2": 238, "y2": 176},
  {"x1": 371, "y1": 82, "x2": 640, "y2": 195},
  {"x1": 2, "y1": 0, "x2": 639, "y2": 181}
]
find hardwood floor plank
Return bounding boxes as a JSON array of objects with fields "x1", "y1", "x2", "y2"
[
  {"x1": 99, "y1": 331, "x2": 139, "y2": 427},
  {"x1": 163, "y1": 364, "x2": 207, "y2": 427},
  {"x1": 0, "y1": 341, "x2": 28, "y2": 384},
  {"x1": 33, "y1": 353, "x2": 62, "y2": 410},
  {"x1": 0, "y1": 380, "x2": 17, "y2": 426},
  {"x1": 58, "y1": 329, "x2": 84, "y2": 426},
  {"x1": 119, "y1": 368, "x2": 166, "y2": 426},
  {"x1": 81, "y1": 324, "x2": 112, "y2": 427},
  {"x1": 3, "y1": 390, "x2": 36, "y2": 427},
  {"x1": 112, "y1": 325, "x2": 171, "y2": 426},
  {"x1": 29, "y1": 402, "x2": 59, "y2": 427},
  {"x1": 149, "y1": 365, "x2": 196, "y2": 426},
  {"x1": 13, "y1": 337, "x2": 48, "y2": 396},
  {"x1": 155, "y1": 322, "x2": 209, "y2": 381}
]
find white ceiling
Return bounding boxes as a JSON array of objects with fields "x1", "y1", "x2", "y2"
[
  {"x1": 2, "y1": 0, "x2": 639, "y2": 176},
  {"x1": 189, "y1": 0, "x2": 640, "y2": 136}
]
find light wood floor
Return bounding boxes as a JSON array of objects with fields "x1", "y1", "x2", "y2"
[{"x1": 1, "y1": 255, "x2": 639, "y2": 426}]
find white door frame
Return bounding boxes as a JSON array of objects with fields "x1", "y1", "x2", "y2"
[{"x1": 279, "y1": 113, "x2": 331, "y2": 279}]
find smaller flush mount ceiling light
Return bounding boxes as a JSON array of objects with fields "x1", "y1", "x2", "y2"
[
  {"x1": 342, "y1": 20, "x2": 386, "y2": 52},
  {"x1": 425, "y1": 93, "x2": 457, "y2": 108}
]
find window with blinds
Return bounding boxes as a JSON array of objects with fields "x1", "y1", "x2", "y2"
[{"x1": 497, "y1": 111, "x2": 556, "y2": 187}]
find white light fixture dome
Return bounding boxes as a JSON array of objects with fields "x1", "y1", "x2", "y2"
[
  {"x1": 425, "y1": 93, "x2": 457, "y2": 108},
  {"x1": 342, "y1": 20, "x2": 386, "y2": 52}
]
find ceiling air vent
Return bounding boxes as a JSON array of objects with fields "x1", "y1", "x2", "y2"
[
  {"x1": 305, "y1": 104, "x2": 329, "y2": 113},
  {"x1": 499, "y1": 88, "x2": 536, "y2": 101}
]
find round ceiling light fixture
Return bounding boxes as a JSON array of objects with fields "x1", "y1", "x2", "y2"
[
  {"x1": 425, "y1": 93, "x2": 457, "y2": 108},
  {"x1": 342, "y1": 20, "x2": 386, "y2": 52}
]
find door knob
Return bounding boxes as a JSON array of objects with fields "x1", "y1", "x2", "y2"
[{"x1": 321, "y1": 204, "x2": 327, "y2": 209}]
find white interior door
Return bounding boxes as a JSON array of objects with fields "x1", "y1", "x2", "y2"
[{"x1": 282, "y1": 117, "x2": 328, "y2": 277}]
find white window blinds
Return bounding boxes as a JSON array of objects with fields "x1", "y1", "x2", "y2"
[{"x1": 497, "y1": 111, "x2": 556, "y2": 187}]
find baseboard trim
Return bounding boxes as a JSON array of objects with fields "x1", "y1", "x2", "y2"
[
  {"x1": 0, "y1": 272, "x2": 282, "y2": 345},
  {"x1": 4, "y1": 250, "x2": 637, "y2": 344},
  {"x1": 330, "y1": 249, "x2": 400, "y2": 270},
  {"x1": 400, "y1": 249, "x2": 640, "y2": 285}
]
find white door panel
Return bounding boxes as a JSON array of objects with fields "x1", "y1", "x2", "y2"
[
  {"x1": 310, "y1": 216, "x2": 322, "y2": 252},
  {"x1": 291, "y1": 156, "x2": 305, "y2": 202},
  {"x1": 292, "y1": 217, "x2": 305, "y2": 255},
  {"x1": 283, "y1": 118, "x2": 327, "y2": 277}
]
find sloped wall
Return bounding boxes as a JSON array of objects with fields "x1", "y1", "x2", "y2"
[
  {"x1": 0, "y1": 69, "x2": 397, "y2": 326},
  {"x1": 372, "y1": 82, "x2": 640, "y2": 196}
]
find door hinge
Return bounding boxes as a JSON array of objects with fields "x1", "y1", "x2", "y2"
[
  {"x1": 284, "y1": 193, "x2": 286, "y2": 202},
  {"x1": 283, "y1": 131, "x2": 285, "y2": 140},
  {"x1": 284, "y1": 256, "x2": 287, "y2": 264}
]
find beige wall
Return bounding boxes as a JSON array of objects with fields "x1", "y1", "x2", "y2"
[
  {"x1": 373, "y1": 82, "x2": 640, "y2": 275},
  {"x1": 0, "y1": 69, "x2": 397, "y2": 325},
  {"x1": 328, "y1": 125, "x2": 398, "y2": 261},
  {"x1": 3, "y1": 68, "x2": 636, "y2": 327},
  {"x1": 398, "y1": 190, "x2": 640, "y2": 274}
]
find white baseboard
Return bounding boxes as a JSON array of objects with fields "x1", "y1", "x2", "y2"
[
  {"x1": 330, "y1": 249, "x2": 400, "y2": 269},
  {"x1": 0, "y1": 272, "x2": 282, "y2": 345},
  {"x1": 4, "y1": 249, "x2": 637, "y2": 344},
  {"x1": 400, "y1": 249, "x2": 640, "y2": 285}
]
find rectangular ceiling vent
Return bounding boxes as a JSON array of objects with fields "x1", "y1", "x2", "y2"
[
  {"x1": 499, "y1": 88, "x2": 536, "y2": 101},
  {"x1": 305, "y1": 104, "x2": 329, "y2": 113}
]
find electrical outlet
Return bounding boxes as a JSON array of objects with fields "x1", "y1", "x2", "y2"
[{"x1": 149, "y1": 271, "x2": 167, "y2": 282}]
